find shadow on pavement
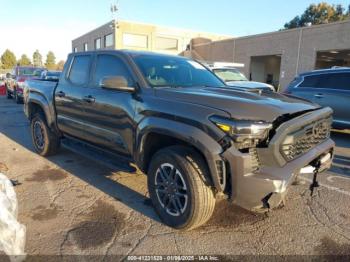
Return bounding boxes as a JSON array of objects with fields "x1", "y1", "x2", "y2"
[{"x1": 0, "y1": 98, "x2": 160, "y2": 223}]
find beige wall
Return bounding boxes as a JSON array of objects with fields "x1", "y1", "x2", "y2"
[
  {"x1": 72, "y1": 20, "x2": 230, "y2": 55},
  {"x1": 192, "y1": 20, "x2": 350, "y2": 90}
]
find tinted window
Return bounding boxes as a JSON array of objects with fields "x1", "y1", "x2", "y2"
[
  {"x1": 123, "y1": 33, "x2": 148, "y2": 48},
  {"x1": 68, "y1": 56, "x2": 91, "y2": 85},
  {"x1": 94, "y1": 55, "x2": 133, "y2": 86},
  {"x1": 132, "y1": 54, "x2": 225, "y2": 88},
  {"x1": 320, "y1": 73, "x2": 350, "y2": 90},
  {"x1": 299, "y1": 73, "x2": 350, "y2": 90},
  {"x1": 104, "y1": 34, "x2": 113, "y2": 47},
  {"x1": 95, "y1": 38, "x2": 101, "y2": 49},
  {"x1": 299, "y1": 75, "x2": 321, "y2": 88},
  {"x1": 155, "y1": 37, "x2": 177, "y2": 51}
]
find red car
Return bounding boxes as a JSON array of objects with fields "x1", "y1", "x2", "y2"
[
  {"x1": 5, "y1": 66, "x2": 45, "y2": 103},
  {"x1": 0, "y1": 76, "x2": 6, "y2": 96}
]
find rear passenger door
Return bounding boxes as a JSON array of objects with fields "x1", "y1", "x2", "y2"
[
  {"x1": 81, "y1": 53, "x2": 137, "y2": 157},
  {"x1": 55, "y1": 54, "x2": 93, "y2": 140},
  {"x1": 310, "y1": 72, "x2": 350, "y2": 127}
]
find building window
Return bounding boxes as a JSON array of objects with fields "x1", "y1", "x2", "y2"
[
  {"x1": 73, "y1": 47, "x2": 77, "y2": 53},
  {"x1": 95, "y1": 38, "x2": 101, "y2": 50},
  {"x1": 104, "y1": 33, "x2": 114, "y2": 47},
  {"x1": 155, "y1": 37, "x2": 178, "y2": 51},
  {"x1": 122, "y1": 33, "x2": 148, "y2": 48},
  {"x1": 84, "y1": 43, "x2": 88, "y2": 51}
]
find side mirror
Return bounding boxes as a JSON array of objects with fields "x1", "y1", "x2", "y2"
[
  {"x1": 100, "y1": 76, "x2": 135, "y2": 92},
  {"x1": 5, "y1": 73, "x2": 11, "y2": 79}
]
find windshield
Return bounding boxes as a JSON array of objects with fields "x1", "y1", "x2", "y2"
[
  {"x1": 18, "y1": 68, "x2": 44, "y2": 77},
  {"x1": 213, "y1": 68, "x2": 248, "y2": 82},
  {"x1": 132, "y1": 54, "x2": 225, "y2": 88},
  {"x1": 47, "y1": 71, "x2": 61, "y2": 78}
]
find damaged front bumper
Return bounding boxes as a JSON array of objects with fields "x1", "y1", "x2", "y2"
[
  {"x1": 222, "y1": 139, "x2": 334, "y2": 212},
  {"x1": 221, "y1": 107, "x2": 335, "y2": 212}
]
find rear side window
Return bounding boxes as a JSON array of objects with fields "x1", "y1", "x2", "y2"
[
  {"x1": 299, "y1": 75, "x2": 321, "y2": 88},
  {"x1": 299, "y1": 72, "x2": 350, "y2": 90},
  {"x1": 94, "y1": 54, "x2": 134, "y2": 86},
  {"x1": 320, "y1": 73, "x2": 350, "y2": 90},
  {"x1": 68, "y1": 55, "x2": 91, "y2": 85}
]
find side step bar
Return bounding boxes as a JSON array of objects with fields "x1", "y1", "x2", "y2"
[{"x1": 61, "y1": 137, "x2": 136, "y2": 173}]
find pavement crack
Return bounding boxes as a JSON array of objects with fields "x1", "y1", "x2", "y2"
[
  {"x1": 173, "y1": 234, "x2": 180, "y2": 253},
  {"x1": 122, "y1": 222, "x2": 153, "y2": 259},
  {"x1": 306, "y1": 197, "x2": 350, "y2": 242}
]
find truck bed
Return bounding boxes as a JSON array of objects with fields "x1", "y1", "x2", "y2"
[{"x1": 25, "y1": 79, "x2": 58, "y2": 102}]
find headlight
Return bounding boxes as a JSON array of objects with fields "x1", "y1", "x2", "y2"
[{"x1": 210, "y1": 116, "x2": 272, "y2": 144}]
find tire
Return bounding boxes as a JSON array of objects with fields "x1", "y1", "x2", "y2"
[
  {"x1": 6, "y1": 87, "x2": 12, "y2": 99},
  {"x1": 148, "y1": 146, "x2": 216, "y2": 230},
  {"x1": 30, "y1": 113, "x2": 60, "y2": 156},
  {"x1": 14, "y1": 90, "x2": 21, "y2": 104}
]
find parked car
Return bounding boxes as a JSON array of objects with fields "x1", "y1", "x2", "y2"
[
  {"x1": 210, "y1": 66, "x2": 275, "y2": 92},
  {"x1": 40, "y1": 70, "x2": 61, "y2": 81},
  {"x1": 0, "y1": 76, "x2": 6, "y2": 96},
  {"x1": 24, "y1": 50, "x2": 334, "y2": 230},
  {"x1": 5, "y1": 66, "x2": 45, "y2": 103},
  {"x1": 284, "y1": 67, "x2": 350, "y2": 130}
]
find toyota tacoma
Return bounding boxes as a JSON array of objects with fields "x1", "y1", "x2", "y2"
[{"x1": 23, "y1": 50, "x2": 334, "y2": 230}]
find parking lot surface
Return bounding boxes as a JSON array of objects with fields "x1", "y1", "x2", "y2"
[{"x1": 0, "y1": 96, "x2": 349, "y2": 259}]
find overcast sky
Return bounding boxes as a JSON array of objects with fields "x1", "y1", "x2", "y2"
[{"x1": 0, "y1": 0, "x2": 349, "y2": 61}]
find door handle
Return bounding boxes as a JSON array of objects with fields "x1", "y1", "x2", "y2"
[
  {"x1": 314, "y1": 94, "x2": 324, "y2": 98},
  {"x1": 83, "y1": 95, "x2": 95, "y2": 103},
  {"x1": 56, "y1": 91, "x2": 65, "y2": 97}
]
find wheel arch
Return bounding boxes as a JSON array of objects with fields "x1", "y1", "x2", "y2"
[
  {"x1": 135, "y1": 117, "x2": 226, "y2": 192},
  {"x1": 26, "y1": 97, "x2": 59, "y2": 135}
]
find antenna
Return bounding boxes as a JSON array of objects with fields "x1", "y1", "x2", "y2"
[{"x1": 110, "y1": 1, "x2": 119, "y2": 29}]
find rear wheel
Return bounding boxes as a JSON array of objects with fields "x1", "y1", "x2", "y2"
[
  {"x1": 6, "y1": 87, "x2": 11, "y2": 99},
  {"x1": 148, "y1": 146, "x2": 216, "y2": 230},
  {"x1": 31, "y1": 113, "x2": 60, "y2": 156}
]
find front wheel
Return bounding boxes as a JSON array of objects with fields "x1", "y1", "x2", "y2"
[
  {"x1": 31, "y1": 113, "x2": 60, "y2": 156},
  {"x1": 14, "y1": 90, "x2": 21, "y2": 104},
  {"x1": 148, "y1": 146, "x2": 216, "y2": 230}
]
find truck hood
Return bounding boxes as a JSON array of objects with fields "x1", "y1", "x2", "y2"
[
  {"x1": 226, "y1": 81, "x2": 274, "y2": 90},
  {"x1": 155, "y1": 86, "x2": 320, "y2": 122}
]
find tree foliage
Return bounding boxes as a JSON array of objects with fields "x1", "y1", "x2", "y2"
[
  {"x1": 284, "y1": 2, "x2": 350, "y2": 29},
  {"x1": 56, "y1": 60, "x2": 65, "y2": 71},
  {"x1": 18, "y1": 54, "x2": 31, "y2": 66},
  {"x1": 45, "y1": 51, "x2": 56, "y2": 70},
  {"x1": 1, "y1": 49, "x2": 17, "y2": 69},
  {"x1": 33, "y1": 50, "x2": 43, "y2": 67}
]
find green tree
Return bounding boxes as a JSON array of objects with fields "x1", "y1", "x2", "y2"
[
  {"x1": 1, "y1": 49, "x2": 17, "y2": 69},
  {"x1": 33, "y1": 50, "x2": 43, "y2": 67},
  {"x1": 284, "y1": 2, "x2": 349, "y2": 29},
  {"x1": 45, "y1": 51, "x2": 56, "y2": 70},
  {"x1": 56, "y1": 60, "x2": 65, "y2": 71},
  {"x1": 18, "y1": 54, "x2": 31, "y2": 66}
]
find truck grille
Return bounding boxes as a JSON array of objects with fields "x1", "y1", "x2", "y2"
[{"x1": 280, "y1": 118, "x2": 331, "y2": 161}]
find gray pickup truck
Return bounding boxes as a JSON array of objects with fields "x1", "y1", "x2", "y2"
[{"x1": 24, "y1": 50, "x2": 334, "y2": 230}]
